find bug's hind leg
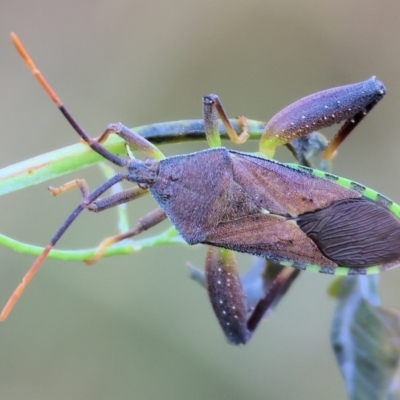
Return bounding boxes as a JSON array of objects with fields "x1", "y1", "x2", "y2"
[
  {"x1": 190, "y1": 250, "x2": 301, "y2": 345},
  {"x1": 246, "y1": 263, "x2": 300, "y2": 334},
  {"x1": 259, "y1": 77, "x2": 386, "y2": 159}
]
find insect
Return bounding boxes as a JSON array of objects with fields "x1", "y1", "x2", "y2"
[{"x1": 3, "y1": 33, "x2": 399, "y2": 345}]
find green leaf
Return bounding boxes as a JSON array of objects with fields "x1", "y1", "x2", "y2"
[{"x1": 331, "y1": 275, "x2": 400, "y2": 400}]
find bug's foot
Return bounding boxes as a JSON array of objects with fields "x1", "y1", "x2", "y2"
[{"x1": 235, "y1": 116, "x2": 250, "y2": 144}]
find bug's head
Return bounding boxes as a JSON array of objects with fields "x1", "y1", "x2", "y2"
[{"x1": 126, "y1": 158, "x2": 159, "y2": 188}]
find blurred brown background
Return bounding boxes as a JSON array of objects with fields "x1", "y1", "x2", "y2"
[{"x1": 1, "y1": 1, "x2": 400, "y2": 399}]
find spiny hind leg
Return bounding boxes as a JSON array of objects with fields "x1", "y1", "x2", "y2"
[
  {"x1": 190, "y1": 248, "x2": 301, "y2": 344},
  {"x1": 259, "y1": 78, "x2": 386, "y2": 159}
]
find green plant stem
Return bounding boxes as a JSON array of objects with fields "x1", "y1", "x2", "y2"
[
  {"x1": 0, "y1": 119, "x2": 264, "y2": 196},
  {"x1": 0, "y1": 119, "x2": 264, "y2": 261}
]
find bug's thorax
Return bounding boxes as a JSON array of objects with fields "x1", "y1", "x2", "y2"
[
  {"x1": 149, "y1": 148, "x2": 234, "y2": 243},
  {"x1": 126, "y1": 158, "x2": 160, "y2": 189}
]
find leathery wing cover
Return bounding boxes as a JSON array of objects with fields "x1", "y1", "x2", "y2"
[{"x1": 149, "y1": 147, "x2": 400, "y2": 275}]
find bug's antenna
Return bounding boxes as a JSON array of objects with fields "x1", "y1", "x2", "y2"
[
  {"x1": 0, "y1": 204, "x2": 84, "y2": 321},
  {"x1": 10, "y1": 33, "x2": 126, "y2": 167},
  {"x1": 0, "y1": 174, "x2": 124, "y2": 321},
  {"x1": 2, "y1": 34, "x2": 133, "y2": 320}
]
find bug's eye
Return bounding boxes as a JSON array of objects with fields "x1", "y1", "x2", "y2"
[{"x1": 296, "y1": 198, "x2": 400, "y2": 268}]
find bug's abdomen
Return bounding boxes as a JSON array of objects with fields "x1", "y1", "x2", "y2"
[{"x1": 296, "y1": 198, "x2": 400, "y2": 267}]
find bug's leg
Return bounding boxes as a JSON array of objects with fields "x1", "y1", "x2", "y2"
[
  {"x1": 322, "y1": 93, "x2": 383, "y2": 160},
  {"x1": 192, "y1": 251, "x2": 300, "y2": 344},
  {"x1": 259, "y1": 77, "x2": 386, "y2": 159},
  {"x1": 1, "y1": 173, "x2": 126, "y2": 321},
  {"x1": 202, "y1": 94, "x2": 249, "y2": 148},
  {"x1": 201, "y1": 94, "x2": 250, "y2": 339},
  {"x1": 85, "y1": 207, "x2": 167, "y2": 265},
  {"x1": 94, "y1": 123, "x2": 165, "y2": 161},
  {"x1": 205, "y1": 247, "x2": 250, "y2": 345},
  {"x1": 48, "y1": 181, "x2": 161, "y2": 264},
  {"x1": 200, "y1": 94, "x2": 253, "y2": 342},
  {"x1": 286, "y1": 131, "x2": 330, "y2": 170},
  {"x1": 246, "y1": 263, "x2": 300, "y2": 334},
  {"x1": 88, "y1": 186, "x2": 148, "y2": 211},
  {"x1": 49, "y1": 177, "x2": 149, "y2": 210},
  {"x1": 48, "y1": 179, "x2": 89, "y2": 197}
]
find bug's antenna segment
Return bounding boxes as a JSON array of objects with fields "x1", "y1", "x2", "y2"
[
  {"x1": 0, "y1": 245, "x2": 53, "y2": 321},
  {"x1": 10, "y1": 33, "x2": 126, "y2": 167},
  {"x1": 0, "y1": 172, "x2": 124, "y2": 320},
  {"x1": 0, "y1": 202, "x2": 85, "y2": 321},
  {"x1": 11, "y1": 33, "x2": 63, "y2": 107}
]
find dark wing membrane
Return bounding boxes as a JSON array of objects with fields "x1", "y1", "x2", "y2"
[{"x1": 296, "y1": 198, "x2": 400, "y2": 267}]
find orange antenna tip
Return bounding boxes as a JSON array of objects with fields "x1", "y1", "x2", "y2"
[
  {"x1": 10, "y1": 32, "x2": 36, "y2": 71},
  {"x1": 10, "y1": 32, "x2": 62, "y2": 107}
]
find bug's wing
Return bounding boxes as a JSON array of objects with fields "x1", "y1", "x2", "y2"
[
  {"x1": 204, "y1": 213, "x2": 336, "y2": 268},
  {"x1": 296, "y1": 199, "x2": 400, "y2": 268},
  {"x1": 230, "y1": 151, "x2": 361, "y2": 216}
]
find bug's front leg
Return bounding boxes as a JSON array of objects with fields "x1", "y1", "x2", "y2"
[
  {"x1": 259, "y1": 77, "x2": 386, "y2": 159},
  {"x1": 94, "y1": 123, "x2": 165, "y2": 161},
  {"x1": 48, "y1": 180, "x2": 167, "y2": 264}
]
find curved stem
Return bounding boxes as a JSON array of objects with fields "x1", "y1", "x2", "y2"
[{"x1": 0, "y1": 119, "x2": 265, "y2": 197}]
